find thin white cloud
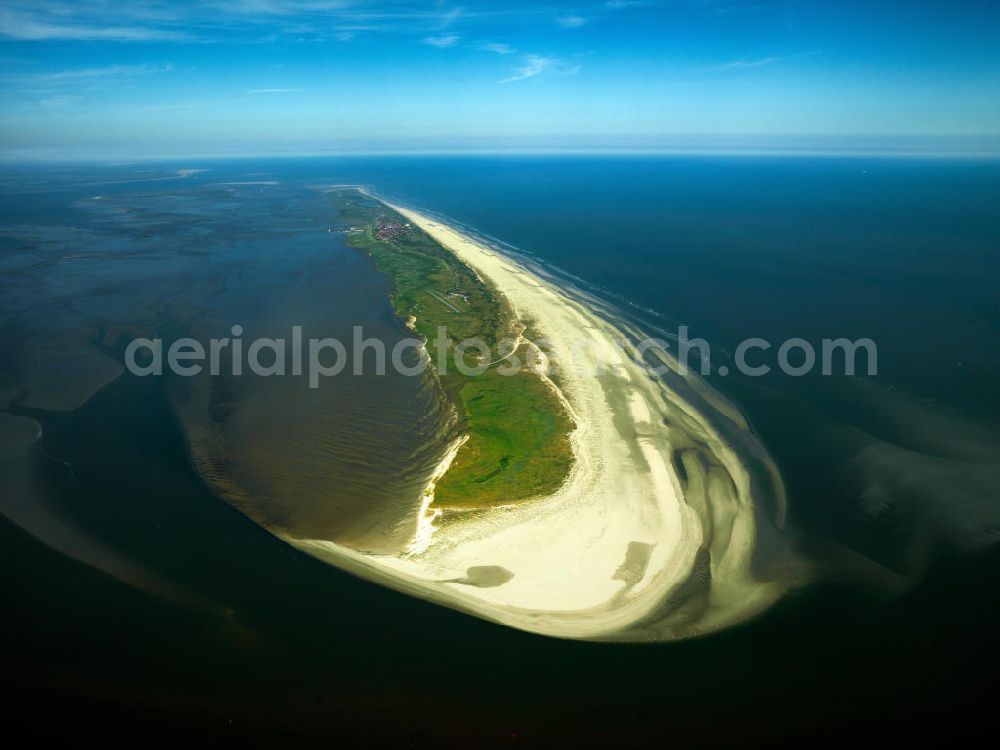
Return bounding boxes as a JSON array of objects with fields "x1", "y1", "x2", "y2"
[
  {"x1": 479, "y1": 41, "x2": 515, "y2": 55},
  {"x1": 0, "y1": 2, "x2": 523, "y2": 45},
  {"x1": 137, "y1": 102, "x2": 202, "y2": 112},
  {"x1": 422, "y1": 34, "x2": 459, "y2": 48},
  {"x1": 36, "y1": 95, "x2": 82, "y2": 109},
  {"x1": 501, "y1": 56, "x2": 550, "y2": 83},
  {"x1": 717, "y1": 56, "x2": 778, "y2": 70},
  {"x1": 0, "y1": 2, "x2": 466, "y2": 43},
  {"x1": 556, "y1": 15, "x2": 587, "y2": 28},
  {"x1": 500, "y1": 54, "x2": 580, "y2": 84},
  {"x1": 207, "y1": 1, "x2": 354, "y2": 15},
  {"x1": 437, "y1": 7, "x2": 462, "y2": 28},
  {"x1": 6, "y1": 63, "x2": 173, "y2": 85},
  {"x1": 0, "y1": 8, "x2": 187, "y2": 41}
]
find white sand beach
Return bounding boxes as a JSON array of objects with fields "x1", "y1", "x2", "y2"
[{"x1": 291, "y1": 197, "x2": 793, "y2": 641}]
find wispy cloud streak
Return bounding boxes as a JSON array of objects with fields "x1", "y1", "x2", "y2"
[
  {"x1": 501, "y1": 55, "x2": 580, "y2": 83},
  {"x1": 4, "y1": 63, "x2": 173, "y2": 85},
  {"x1": 478, "y1": 41, "x2": 515, "y2": 55},
  {"x1": 422, "y1": 34, "x2": 459, "y2": 48},
  {"x1": 556, "y1": 15, "x2": 587, "y2": 28},
  {"x1": 0, "y1": 8, "x2": 188, "y2": 41},
  {"x1": 716, "y1": 56, "x2": 778, "y2": 70}
]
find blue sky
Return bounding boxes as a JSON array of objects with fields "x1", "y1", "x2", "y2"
[{"x1": 1, "y1": 1, "x2": 998, "y2": 158}]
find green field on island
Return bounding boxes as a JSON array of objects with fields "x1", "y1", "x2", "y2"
[{"x1": 331, "y1": 189, "x2": 574, "y2": 509}]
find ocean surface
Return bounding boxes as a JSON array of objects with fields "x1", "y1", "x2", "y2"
[{"x1": 2, "y1": 155, "x2": 999, "y2": 745}]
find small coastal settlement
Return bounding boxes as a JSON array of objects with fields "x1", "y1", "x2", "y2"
[{"x1": 373, "y1": 218, "x2": 410, "y2": 241}]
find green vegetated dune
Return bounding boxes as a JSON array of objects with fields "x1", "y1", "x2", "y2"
[{"x1": 331, "y1": 189, "x2": 574, "y2": 509}]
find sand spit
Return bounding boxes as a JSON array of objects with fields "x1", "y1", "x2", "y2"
[{"x1": 291, "y1": 197, "x2": 795, "y2": 641}]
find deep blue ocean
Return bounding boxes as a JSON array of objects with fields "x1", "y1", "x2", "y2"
[{"x1": 2, "y1": 155, "x2": 999, "y2": 746}]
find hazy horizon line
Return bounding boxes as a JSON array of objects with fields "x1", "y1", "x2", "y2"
[{"x1": 4, "y1": 138, "x2": 1000, "y2": 165}]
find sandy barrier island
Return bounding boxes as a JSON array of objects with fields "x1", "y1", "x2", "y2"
[{"x1": 290, "y1": 194, "x2": 797, "y2": 641}]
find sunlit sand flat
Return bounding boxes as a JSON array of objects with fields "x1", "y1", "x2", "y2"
[{"x1": 291, "y1": 197, "x2": 795, "y2": 641}]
